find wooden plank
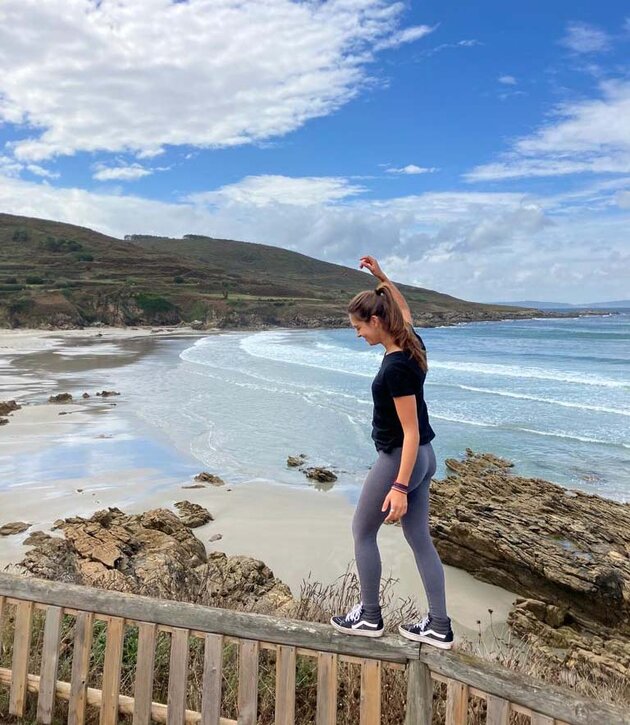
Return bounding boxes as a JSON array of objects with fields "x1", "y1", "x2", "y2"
[
  {"x1": 100, "y1": 616, "x2": 125, "y2": 725},
  {"x1": 446, "y1": 680, "x2": 468, "y2": 725},
  {"x1": 531, "y1": 715, "x2": 555, "y2": 725},
  {"x1": 404, "y1": 659, "x2": 432, "y2": 725},
  {"x1": 274, "y1": 645, "x2": 296, "y2": 725},
  {"x1": 0, "y1": 574, "x2": 418, "y2": 664},
  {"x1": 0, "y1": 667, "x2": 239, "y2": 724},
  {"x1": 359, "y1": 659, "x2": 381, "y2": 725},
  {"x1": 201, "y1": 633, "x2": 223, "y2": 725},
  {"x1": 316, "y1": 652, "x2": 337, "y2": 725},
  {"x1": 486, "y1": 694, "x2": 509, "y2": 725},
  {"x1": 237, "y1": 639, "x2": 259, "y2": 725},
  {"x1": 9, "y1": 599, "x2": 34, "y2": 716},
  {"x1": 133, "y1": 622, "x2": 157, "y2": 725},
  {"x1": 68, "y1": 611, "x2": 94, "y2": 725},
  {"x1": 167, "y1": 628, "x2": 190, "y2": 725},
  {"x1": 36, "y1": 605, "x2": 63, "y2": 724}
]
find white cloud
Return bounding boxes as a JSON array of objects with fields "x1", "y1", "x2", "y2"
[
  {"x1": 376, "y1": 24, "x2": 436, "y2": 50},
  {"x1": 498, "y1": 75, "x2": 517, "y2": 85},
  {"x1": 0, "y1": 0, "x2": 415, "y2": 162},
  {"x1": 385, "y1": 165, "x2": 437, "y2": 175},
  {"x1": 93, "y1": 164, "x2": 152, "y2": 182},
  {"x1": 423, "y1": 39, "x2": 482, "y2": 56},
  {"x1": 26, "y1": 164, "x2": 59, "y2": 179},
  {"x1": 616, "y1": 191, "x2": 630, "y2": 208},
  {"x1": 467, "y1": 80, "x2": 630, "y2": 180},
  {"x1": 187, "y1": 175, "x2": 366, "y2": 208},
  {"x1": 560, "y1": 21, "x2": 611, "y2": 54}
]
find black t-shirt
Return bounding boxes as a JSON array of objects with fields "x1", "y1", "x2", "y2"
[{"x1": 370, "y1": 330, "x2": 435, "y2": 453}]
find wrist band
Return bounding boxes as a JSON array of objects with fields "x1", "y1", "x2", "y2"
[{"x1": 391, "y1": 482, "x2": 408, "y2": 494}]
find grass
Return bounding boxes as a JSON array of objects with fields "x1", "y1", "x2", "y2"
[{"x1": 1, "y1": 568, "x2": 627, "y2": 724}]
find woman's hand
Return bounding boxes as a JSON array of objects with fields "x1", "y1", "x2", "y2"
[
  {"x1": 382, "y1": 489, "x2": 408, "y2": 523},
  {"x1": 359, "y1": 255, "x2": 387, "y2": 282}
]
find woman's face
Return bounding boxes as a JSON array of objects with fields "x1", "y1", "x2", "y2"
[{"x1": 349, "y1": 314, "x2": 381, "y2": 346}]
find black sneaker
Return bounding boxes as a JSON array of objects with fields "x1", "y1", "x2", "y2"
[
  {"x1": 399, "y1": 615, "x2": 454, "y2": 649},
  {"x1": 330, "y1": 603, "x2": 384, "y2": 638}
]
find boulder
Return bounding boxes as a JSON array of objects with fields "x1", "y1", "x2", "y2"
[
  {"x1": 194, "y1": 472, "x2": 225, "y2": 486},
  {"x1": 174, "y1": 501, "x2": 213, "y2": 527},
  {"x1": 0, "y1": 400, "x2": 21, "y2": 416},
  {"x1": 0, "y1": 521, "x2": 31, "y2": 536},
  {"x1": 48, "y1": 393, "x2": 72, "y2": 403},
  {"x1": 96, "y1": 390, "x2": 120, "y2": 397},
  {"x1": 304, "y1": 467, "x2": 337, "y2": 483},
  {"x1": 287, "y1": 454, "x2": 307, "y2": 468}
]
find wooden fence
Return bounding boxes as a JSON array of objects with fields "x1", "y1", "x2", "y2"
[{"x1": 0, "y1": 573, "x2": 627, "y2": 725}]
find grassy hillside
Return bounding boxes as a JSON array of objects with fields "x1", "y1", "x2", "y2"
[{"x1": 0, "y1": 213, "x2": 536, "y2": 329}]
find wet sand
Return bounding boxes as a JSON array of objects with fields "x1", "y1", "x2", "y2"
[{"x1": 0, "y1": 327, "x2": 518, "y2": 641}]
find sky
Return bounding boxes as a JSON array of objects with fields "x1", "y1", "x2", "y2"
[{"x1": 0, "y1": 1, "x2": 629, "y2": 304}]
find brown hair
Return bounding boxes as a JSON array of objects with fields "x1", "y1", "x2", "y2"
[{"x1": 347, "y1": 284, "x2": 428, "y2": 372}]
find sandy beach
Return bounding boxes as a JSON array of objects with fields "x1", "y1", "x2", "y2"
[{"x1": 0, "y1": 326, "x2": 518, "y2": 641}]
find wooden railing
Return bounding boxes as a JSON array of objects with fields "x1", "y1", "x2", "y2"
[{"x1": 0, "y1": 573, "x2": 627, "y2": 724}]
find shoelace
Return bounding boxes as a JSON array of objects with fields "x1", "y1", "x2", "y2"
[
  {"x1": 415, "y1": 614, "x2": 430, "y2": 631},
  {"x1": 345, "y1": 603, "x2": 363, "y2": 623}
]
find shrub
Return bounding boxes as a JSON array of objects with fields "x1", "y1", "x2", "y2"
[
  {"x1": 11, "y1": 229, "x2": 29, "y2": 243},
  {"x1": 42, "y1": 237, "x2": 84, "y2": 253},
  {"x1": 25, "y1": 276, "x2": 45, "y2": 284},
  {"x1": 4, "y1": 277, "x2": 18, "y2": 284},
  {"x1": 135, "y1": 293, "x2": 175, "y2": 314},
  {"x1": 74, "y1": 252, "x2": 94, "y2": 262},
  {"x1": 173, "y1": 276, "x2": 185, "y2": 284}
]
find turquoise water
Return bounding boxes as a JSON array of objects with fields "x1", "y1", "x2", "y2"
[{"x1": 111, "y1": 313, "x2": 630, "y2": 502}]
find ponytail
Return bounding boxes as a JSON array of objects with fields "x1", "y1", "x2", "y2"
[{"x1": 347, "y1": 285, "x2": 428, "y2": 372}]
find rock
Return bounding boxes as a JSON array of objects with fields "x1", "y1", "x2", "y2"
[
  {"x1": 96, "y1": 390, "x2": 120, "y2": 397},
  {"x1": 0, "y1": 400, "x2": 21, "y2": 416},
  {"x1": 0, "y1": 418, "x2": 8, "y2": 426},
  {"x1": 82, "y1": 392, "x2": 90, "y2": 399},
  {"x1": 174, "y1": 501, "x2": 213, "y2": 527},
  {"x1": 287, "y1": 454, "x2": 307, "y2": 468},
  {"x1": 182, "y1": 484, "x2": 206, "y2": 489},
  {"x1": 48, "y1": 393, "x2": 72, "y2": 403},
  {"x1": 19, "y1": 506, "x2": 293, "y2": 613},
  {"x1": 190, "y1": 319, "x2": 204, "y2": 330},
  {"x1": 24, "y1": 530, "x2": 53, "y2": 546},
  {"x1": 0, "y1": 521, "x2": 31, "y2": 536},
  {"x1": 209, "y1": 534, "x2": 223, "y2": 543},
  {"x1": 304, "y1": 467, "x2": 337, "y2": 483},
  {"x1": 430, "y1": 448, "x2": 630, "y2": 687},
  {"x1": 194, "y1": 472, "x2": 225, "y2": 486}
]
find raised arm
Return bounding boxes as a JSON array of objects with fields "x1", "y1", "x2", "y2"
[{"x1": 359, "y1": 255, "x2": 413, "y2": 325}]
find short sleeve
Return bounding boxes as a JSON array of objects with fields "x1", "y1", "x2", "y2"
[{"x1": 384, "y1": 360, "x2": 416, "y2": 398}]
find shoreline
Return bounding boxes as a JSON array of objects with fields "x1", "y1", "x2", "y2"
[{"x1": 0, "y1": 326, "x2": 519, "y2": 641}]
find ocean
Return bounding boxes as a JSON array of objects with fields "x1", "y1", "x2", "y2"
[{"x1": 114, "y1": 313, "x2": 630, "y2": 503}]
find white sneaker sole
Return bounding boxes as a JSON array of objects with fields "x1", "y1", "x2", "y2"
[
  {"x1": 331, "y1": 618, "x2": 384, "y2": 638},
  {"x1": 398, "y1": 625, "x2": 453, "y2": 649}
]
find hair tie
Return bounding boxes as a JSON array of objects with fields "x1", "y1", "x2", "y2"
[{"x1": 375, "y1": 284, "x2": 386, "y2": 295}]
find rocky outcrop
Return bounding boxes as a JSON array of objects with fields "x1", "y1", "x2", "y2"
[
  {"x1": 287, "y1": 454, "x2": 307, "y2": 467},
  {"x1": 430, "y1": 449, "x2": 630, "y2": 683},
  {"x1": 194, "y1": 472, "x2": 225, "y2": 486},
  {"x1": 19, "y1": 507, "x2": 294, "y2": 614},
  {"x1": 0, "y1": 400, "x2": 21, "y2": 416},
  {"x1": 0, "y1": 521, "x2": 30, "y2": 536},
  {"x1": 174, "y1": 501, "x2": 213, "y2": 527},
  {"x1": 304, "y1": 467, "x2": 337, "y2": 484}
]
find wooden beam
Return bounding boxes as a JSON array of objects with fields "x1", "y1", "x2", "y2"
[
  {"x1": 68, "y1": 611, "x2": 94, "y2": 725},
  {"x1": 274, "y1": 645, "x2": 296, "y2": 725},
  {"x1": 167, "y1": 628, "x2": 190, "y2": 725},
  {"x1": 201, "y1": 633, "x2": 223, "y2": 725},
  {"x1": 404, "y1": 660, "x2": 432, "y2": 725},
  {"x1": 9, "y1": 599, "x2": 33, "y2": 717},
  {"x1": 316, "y1": 652, "x2": 337, "y2": 725},
  {"x1": 36, "y1": 605, "x2": 63, "y2": 724},
  {"x1": 360, "y1": 659, "x2": 381, "y2": 725},
  {"x1": 237, "y1": 639, "x2": 259, "y2": 725},
  {"x1": 133, "y1": 622, "x2": 157, "y2": 725},
  {"x1": 100, "y1": 616, "x2": 125, "y2": 725},
  {"x1": 0, "y1": 574, "x2": 417, "y2": 664},
  {"x1": 486, "y1": 694, "x2": 509, "y2": 725},
  {"x1": 446, "y1": 680, "x2": 468, "y2": 725}
]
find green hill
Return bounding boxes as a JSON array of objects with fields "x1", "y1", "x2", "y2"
[{"x1": 0, "y1": 213, "x2": 536, "y2": 329}]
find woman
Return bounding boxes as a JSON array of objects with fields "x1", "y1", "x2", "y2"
[{"x1": 330, "y1": 255, "x2": 453, "y2": 649}]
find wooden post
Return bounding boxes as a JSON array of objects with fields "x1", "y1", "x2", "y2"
[
  {"x1": 274, "y1": 644, "x2": 296, "y2": 725},
  {"x1": 237, "y1": 639, "x2": 259, "y2": 725},
  {"x1": 68, "y1": 611, "x2": 94, "y2": 725},
  {"x1": 201, "y1": 633, "x2": 223, "y2": 725},
  {"x1": 36, "y1": 605, "x2": 63, "y2": 724},
  {"x1": 445, "y1": 680, "x2": 468, "y2": 725},
  {"x1": 9, "y1": 599, "x2": 34, "y2": 717},
  {"x1": 531, "y1": 715, "x2": 555, "y2": 725},
  {"x1": 0, "y1": 596, "x2": 5, "y2": 662},
  {"x1": 133, "y1": 622, "x2": 157, "y2": 725},
  {"x1": 486, "y1": 694, "x2": 509, "y2": 725},
  {"x1": 360, "y1": 659, "x2": 381, "y2": 725},
  {"x1": 316, "y1": 652, "x2": 338, "y2": 725},
  {"x1": 404, "y1": 659, "x2": 432, "y2": 725},
  {"x1": 167, "y1": 628, "x2": 190, "y2": 725},
  {"x1": 100, "y1": 616, "x2": 125, "y2": 725}
]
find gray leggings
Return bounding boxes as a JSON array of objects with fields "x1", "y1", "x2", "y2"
[{"x1": 352, "y1": 442, "x2": 448, "y2": 619}]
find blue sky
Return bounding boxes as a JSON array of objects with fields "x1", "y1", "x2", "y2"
[{"x1": 1, "y1": 0, "x2": 629, "y2": 303}]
